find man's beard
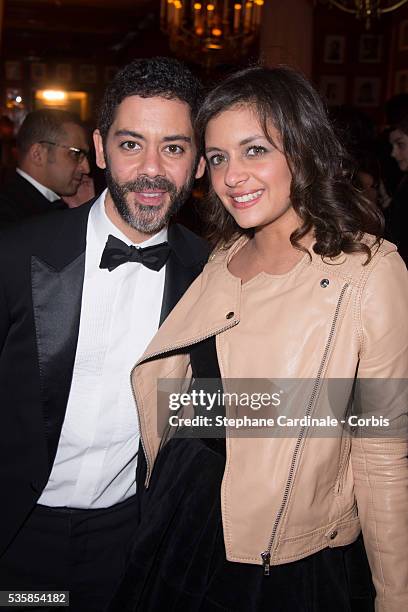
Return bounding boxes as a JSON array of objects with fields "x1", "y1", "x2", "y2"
[{"x1": 105, "y1": 168, "x2": 195, "y2": 235}]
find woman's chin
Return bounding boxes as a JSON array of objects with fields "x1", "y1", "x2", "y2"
[{"x1": 235, "y1": 219, "x2": 257, "y2": 230}]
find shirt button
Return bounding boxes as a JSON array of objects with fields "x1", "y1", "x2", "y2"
[
  {"x1": 320, "y1": 278, "x2": 330, "y2": 288},
  {"x1": 226, "y1": 311, "x2": 234, "y2": 319},
  {"x1": 329, "y1": 530, "x2": 338, "y2": 540}
]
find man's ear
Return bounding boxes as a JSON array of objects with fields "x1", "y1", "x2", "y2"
[
  {"x1": 29, "y1": 142, "x2": 47, "y2": 167},
  {"x1": 93, "y1": 129, "x2": 106, "y2": 170},
  {"x1": 195, "y1": 156, "x2": 206, "y2": 179}
]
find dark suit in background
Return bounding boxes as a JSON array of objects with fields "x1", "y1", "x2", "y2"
[
  {"x1": 0, "y1": 171, "x2": 67, "y2": 229},
  {"x1": 385, "y1": 175, "x2": 408, "y2": 267}
]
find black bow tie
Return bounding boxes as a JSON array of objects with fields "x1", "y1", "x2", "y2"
[{"x1": 99, "y1": 234, "x2": 171, "y2": 272}]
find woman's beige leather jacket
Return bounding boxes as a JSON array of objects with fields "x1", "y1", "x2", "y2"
[{"x1": 131, "y1": 236, "x2": 408, "y2": 612}]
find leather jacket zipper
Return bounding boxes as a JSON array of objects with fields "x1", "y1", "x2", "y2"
[
  {"x1": 130, "y1": 319, "x2": 239, "y2": 487},
  {"x1": 261, "y1": 282, "x2": 349, "y2": 576}
]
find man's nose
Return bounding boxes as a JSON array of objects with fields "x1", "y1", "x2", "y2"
[
  {"x1": 79, "y1": 155, "x2": 90, "y2": 174},
  {"x1": 138, "y1": 148, "x2": 165, "y2": 177}
]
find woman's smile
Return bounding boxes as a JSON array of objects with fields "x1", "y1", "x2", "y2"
[{"x1": 229, "y1": 189, "x2": 264, "y2": 208}]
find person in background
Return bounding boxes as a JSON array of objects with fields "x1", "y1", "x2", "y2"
[
  {"x1": 0, "y1": 57, "x2": 207, "y2": 611},
  {"x1": 0, "y1": 115, "x2": 16, "y2": 185},
  {"x1": 388, "y1": 114, "x2": 408, "y2": 265},
  {"x1": 377, "y1": 94, "x2": 408, "y2": 198},
  {"x1": 0, "y1": 109, "x2": 90, "y2": 228},
  {"x1": 117, "y1": 66, "x2": 408, "y2": 612},
  {"x1": 329, "y1": 105, "x2": 390, "y2": 211},
  {"x1": 63, "y1": 174, "x2": 96, "y2": 208}
]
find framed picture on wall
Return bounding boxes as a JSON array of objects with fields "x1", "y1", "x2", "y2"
[
  {"x1": 399, "y1": 20, "x2": 408, "y2": 50},
  {"x1": 79, "y1": 64, "x2": 97, "y2": 84},
  {"x1": 56, "y1": 64, "x2": 72, "y2": 82},
  {"x1": 395, "y1": 70, "x2": 408, "y2": 94},
  {"x1": 359, "y1": 35, "x2": 382, "y2": 63},
  {"x1": 30, "y1": 63, "x2": 47, "y2": 81},
  {"x1": 319, "y1": 76, "x2": 346, "y2": 106},
  {"x1": 323, "y1": 35, "x2": 345, "y2": 64},
  {"x1": 5, "y1": 61, "x2": 22, "y2": 80},
  {"x1": 353, "y1": 78, "x2": 380, "y2": 107}
]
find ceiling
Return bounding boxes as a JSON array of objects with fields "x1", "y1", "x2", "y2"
[
  {"x1": 3, "y1": 0, "x2": 166, "y2": 64},
  {"x1": 2, "y1": 0, "x2": 265, "y2": 65},
  {"x1": 8, "y1": 0, "x2": 149, "y2": 7}
]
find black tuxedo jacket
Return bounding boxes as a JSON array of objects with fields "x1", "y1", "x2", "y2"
[
  {"x1": 0, "y1": 172, "x2": 67, "y2": 229},
  {"x1": 0, "y1": 200, "x2": 209, "y2": 555}
]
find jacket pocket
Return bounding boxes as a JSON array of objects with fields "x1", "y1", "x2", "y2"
[{"x1": 334, "y1": 435, "x2": 351, "y2": 495}]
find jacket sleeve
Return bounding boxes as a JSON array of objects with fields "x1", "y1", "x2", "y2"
[
  {"x1": 351, "y1": 250, "x2": 408, "y2": 612},
  {"x1": 0, "y1": 272, "x2": 10, "y2": 357}
]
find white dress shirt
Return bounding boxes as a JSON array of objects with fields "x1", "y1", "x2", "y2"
[
  {"x1": 16, "y1": 168, "x2": 61, "y2": 202},
  {"x1": 39, "y1": 189, "x2": 167, "y2": 508}
]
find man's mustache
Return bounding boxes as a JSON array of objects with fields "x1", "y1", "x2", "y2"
[{"x1": 122, "y1": 176, "x2": 177, "y2": 196}]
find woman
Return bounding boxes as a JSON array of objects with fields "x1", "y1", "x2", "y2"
[
  {"x1": 115, "y1": 67, "x2": 408, "y2": 612},
  {"x1": 388, "y1": 116, "x2": 408, "y2": 265}
]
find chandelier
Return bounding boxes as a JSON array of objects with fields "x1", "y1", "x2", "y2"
[
  {"x1": 160, "y1": 0, "x2": 265, "y2": 67},
  {"x1": 325, "y1": 0, "x2": 408, "y2": 29}
]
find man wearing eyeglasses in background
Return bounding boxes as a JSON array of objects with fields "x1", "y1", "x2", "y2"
[{"x1": 0, "y1": 109, "x2": 90, "y2": 229}]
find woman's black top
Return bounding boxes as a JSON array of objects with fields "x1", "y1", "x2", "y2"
[{"x1": 110, "y1": 337, "x2": 374, "y2": 612}]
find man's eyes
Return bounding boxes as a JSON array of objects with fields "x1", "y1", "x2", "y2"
[
  {"x1": 120, "y1": 141, "x2": 141, "y2": 151},
  {"x1": 68, "y1": 149, "x2": 87, "y2": 163},
  {"x1": 164, "y1": 144, "x2": 185, "y2": 154},
  {"x1": 118, "y1": 142, "x2": 185, "y2": 154},
  {"x1": 69, "y1": 150, "x2": 82, "y2": 160}
]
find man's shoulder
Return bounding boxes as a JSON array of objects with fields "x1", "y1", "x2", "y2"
[
  {"x1": 0, "y1": 173, "x2": 25, "y2": 209},
  {"x1": 0, "y1": 172, "x2": 37, "y2": 200},
  {"x1": 0, "y1": 172, "x2": 54, "y2": 228},
  {"x1": 0, "y1": 200, "x2": 94, "y2": 259},
  {"x1": 168, "y1": 223, "x2": 210, "y2": 267},
  {"x1": 0, "y1": 171, "x2": 22, "y2": 191}
]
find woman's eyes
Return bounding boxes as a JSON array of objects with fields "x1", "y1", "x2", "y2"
[
  {"x1": 208, "y1": 145, "x2": 268, "y2": 167},
  {"x1": 208, "y1": 154, "x2": 226, "y2": 167},
  {"x1": 246, "y1": 145, "x2": 267, "y2": 157}
]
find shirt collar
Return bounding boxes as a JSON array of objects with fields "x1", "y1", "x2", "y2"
[
  {"x1": 16, "y1": 168, "x2": 61, "y2": 202},
  {"x1": 90, "y1": 188, "x2": 168, "y2": 253}
]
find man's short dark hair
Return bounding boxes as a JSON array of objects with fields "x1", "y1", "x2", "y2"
[
  {"x1": 17, "y1": 109, "x2": 82, "y2": 156},
  {"x1": 98, "y1": 57, "x2": 203, "y2": 143},
  {"x1": 386, "y1": 93, "x2": 408, "y2": 126}
]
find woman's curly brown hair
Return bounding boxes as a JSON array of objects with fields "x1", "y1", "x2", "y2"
[{"x1": 195, "y1": 66, "x2": 384, "y2": 262}]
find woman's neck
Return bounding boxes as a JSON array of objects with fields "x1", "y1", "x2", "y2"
[{"x1": 229, "y1": 224, "x2": 313, "y2": 281}]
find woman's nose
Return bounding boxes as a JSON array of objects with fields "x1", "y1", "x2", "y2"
[{"x1": 224, "y1": 160, "x2": 249, "y2": 187}]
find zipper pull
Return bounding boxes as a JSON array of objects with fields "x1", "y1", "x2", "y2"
[{"x1": 261, "y1": 551, "x2": 270, "y2": 576}]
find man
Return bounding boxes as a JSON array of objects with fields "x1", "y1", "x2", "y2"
[
  {"x1": 387, "y1": 116, "x2": 408, "y2": 266},
  {"x1": 0, "y1": 109, "x2": 90, "y2": 228},
  {"x1": 0, "y1": 57, "x2": 207, "y2": 611}
]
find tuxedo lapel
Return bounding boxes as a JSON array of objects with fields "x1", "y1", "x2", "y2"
[
  {"x1": 159, "y1": 224, "x2": 210, "y2": 325},
  {"x1": 31, "y1": 253, "x2": 85, "y2": 465},
  {"x1": 160, "y1": 250, "x2": 195, "y2": 324},
  {"x1": 30, "y1": 201, "x2": 94, "y2": 466}
]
